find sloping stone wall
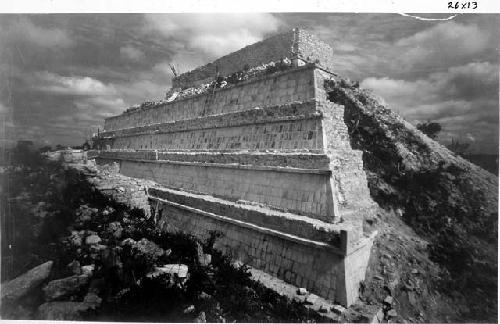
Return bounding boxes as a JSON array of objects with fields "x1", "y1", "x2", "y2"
[
  {"x1": 110, "y1": 118, "x2": 322, "y2": 152},
  {"x1": 98, "y1": 150, "x2": 331, "y2": 170},
  {"x1": 152, "y1": 192, "x2": 375, "y2": 306},
  {"x1": 105, "y1": 66, "x2": 315, "y2": 132},
  {"x1": 118, "y1": 159, "x2": 335, "y2": 220}
]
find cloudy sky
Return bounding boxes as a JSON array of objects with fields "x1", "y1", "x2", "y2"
[{"x1": 0, "y1": 13, "x2": 498, "y2": 153}]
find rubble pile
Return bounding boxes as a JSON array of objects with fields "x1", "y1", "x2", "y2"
[
  {"x1": 124, "y1": 58, "x2": 294, "y2": 115},
  {"x1": 168, "y1": 58, "x2": 294, "y2": 101}
]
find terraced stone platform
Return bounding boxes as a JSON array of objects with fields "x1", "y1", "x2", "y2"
[{"x1": 95, "y1": 28, "x2": 377, "y2": 306}]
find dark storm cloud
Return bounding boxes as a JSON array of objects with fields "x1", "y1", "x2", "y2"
[
  {"x1": 1, "y1": 13, "x2": 498, "y2": 153},
  {"x1": 1, "y1": 14, "x2": 176, "y2": 145}
]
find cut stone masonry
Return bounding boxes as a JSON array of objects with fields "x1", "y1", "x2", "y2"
[{"x1": 95, "y1": 28, "x2": 377, "y2": 306}]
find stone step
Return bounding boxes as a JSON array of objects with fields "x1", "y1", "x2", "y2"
[
  {"x1": 102, "y1": 100, "x2": 318, "y2": 135},
  {"x1": 246, "y1": 266, "x2": 343, "y2": 322},
  {"x1": 98, "y1": 149, "x2": 330, "y2": 170},
  {"x1": 148, "y1": 186, "x2": 362, "y2": 250}
]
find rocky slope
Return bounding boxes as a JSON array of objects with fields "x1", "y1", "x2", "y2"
[{"x1": 325, "y1": 78, "x2": 498, "y2": 322}]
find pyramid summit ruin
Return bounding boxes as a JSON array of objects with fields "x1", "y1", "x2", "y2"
[{"x1": 95, "y1": 28, "x2": 378, "y2": 306}]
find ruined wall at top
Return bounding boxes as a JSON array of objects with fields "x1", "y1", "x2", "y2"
[
  {"x1": 172, "y1": 30, "x2": 296, "y2": 89},
  {"x1": 296, "y1": 29, "x2": 335, "y2": 73},
  {"x1": 172, "y1": 28, "x2": 335, "y2": 89}
]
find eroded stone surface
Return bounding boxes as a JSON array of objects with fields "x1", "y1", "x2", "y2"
[
  {"x1": 43, "y1": 274, "x2": 90, "y2": 301},
  {"x1": 1, "y1": 261, "x2": 53, "y2": 304},
  {"x1": 38, "y1": 301, "x2": 95, "y2": 320}
]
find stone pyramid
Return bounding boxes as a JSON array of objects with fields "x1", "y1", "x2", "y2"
[{"x1": 96, "y1": 28, "x2": 377, "y2": 306}]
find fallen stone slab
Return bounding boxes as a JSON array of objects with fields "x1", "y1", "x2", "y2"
[
  {"x1": 83, "y1": 291, "x2": 102, "y2": 308},
  {"x1": 81, "y1": 264, "x2": 95, "y2": 277},
  {"x1": 344, "y1": 303, "x2": 384, "y2": 323},
  {"x1": 67, "y1": 260, "x2": 81, "y2": 275},
  {"x1": 194, "y1": 311, "x2": 207, "y2": 323},
  {"x1": 43, "y1": 274, "x2": 91, "y2": 301},
  {"x1": 331, "y1": 304, "x2": 346, "y2": 315},
  {"x1": 247, "y1": 267, "x2": 341, "y2": 322},
  {"x1": 383, "y1": 295, "x2": 393, "y2": 305},
  {"x1": 147, "y1": 264, "x2": 189, "y2": 279},
  {"x1": 85, "y1": 234, "x2": 102, "y2": 245},
  {"x1": 387, "y1": 309, "x2": 398, "y2": 318},
  {"x1": 297, "y1": 287, "x2": 308, "y2": 295},
  {"x1": 305, "y1": 293, "x2": 320, "y2": 305},
  {"x1": 38, "y1": 301, "x2": 95, "y2": 320},
  {"x1": 1, "y1": 261, "x2": 53, "y2": 304}
]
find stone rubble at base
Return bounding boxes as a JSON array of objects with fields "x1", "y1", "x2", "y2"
[{"x1": 93, "y1": 28, "x2": 378, "y2": 307}]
